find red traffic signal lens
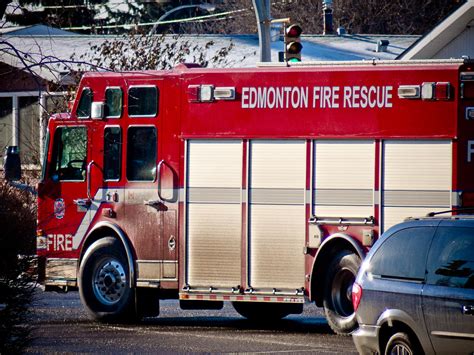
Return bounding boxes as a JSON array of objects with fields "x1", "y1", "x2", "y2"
[
  {"x1": 286, "y1": 24, "x2": 302, "y2": 37},
  {"x1": 287, "y1": 41, "x2": 303, "y2": 54}
]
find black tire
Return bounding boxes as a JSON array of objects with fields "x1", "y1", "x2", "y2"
[
  {"x1": 232, "y1": 302, "x2": 302, "y2": 322},
  {"x1": 384, "y1": 332, "x2": 418, "y2": 355},
  {"x1": 135, "y1": 288, "x2": 160, "y2": 318},
  {"x1": 78, "y1": 237, "x2": 135, "y2": 322},
  {"x1": 323, "y1": 250, "x2": 361, "y2": 335}
]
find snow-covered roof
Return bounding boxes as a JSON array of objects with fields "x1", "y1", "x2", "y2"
[
  {"x1": 0, "y1": 31, "x2": 419, "y2": 84},
  {"x1": 0, "y1": 24, "x2": 79, "y2": 36}
]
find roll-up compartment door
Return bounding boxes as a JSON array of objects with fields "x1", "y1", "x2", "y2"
[
  {"x1": 248, "y1": 140, "x2": 306, "y2": 290},
  {"x1": 186, "y1": 140, "x2": 242, "y2": 288},
  {"x1": 382, "y1": 140, "x2": 452, "y2": 231},
  {"x1": 313, "y1": 140, "x2": 375, "y2": 217}
]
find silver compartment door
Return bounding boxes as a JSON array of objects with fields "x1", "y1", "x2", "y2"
[
  {"x1": 382, "y1": 140, "x2": 452, "y2": 232},
  {"x1": 186, "y1": 140, "x2": 242, "y2": 288},
  {"x1": 248, "y1": 140, "x2": 306, "y2": 290}
]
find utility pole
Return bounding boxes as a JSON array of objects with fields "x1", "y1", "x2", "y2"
[{"x1": 252, "y1": 0, "x2": 271, "y2": 62}]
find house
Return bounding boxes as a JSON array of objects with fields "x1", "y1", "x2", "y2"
[
  {"x1": 398, "y1": 0, "x2": 474, "y2": 60},
  {"x1": 0, "y1": 25, "x2": 74, "y2": 168}
]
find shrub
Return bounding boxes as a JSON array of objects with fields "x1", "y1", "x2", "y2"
[{"x1": 0, "y1": 181, "x2": 37, "y2": 353}]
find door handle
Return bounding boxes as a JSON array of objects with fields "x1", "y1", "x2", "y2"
[
  {"x1": 144, "y1": 199, "x2": 163, "y2": 209},
  {"x1": 157, "y1": 159, "x2": 176, "y2": 203},
  {"x1": 73, "y1": 198, "x2": 91, "y2": 208},
  {"x1": 462, "y1": 305, "x2": 474, "y2": 315},
  {"x1": 157, "y1": 159, "x2": 166, "y2": 202},
  {"x1": 86, "y1": 160, "x2": 98, "y2": 200}
]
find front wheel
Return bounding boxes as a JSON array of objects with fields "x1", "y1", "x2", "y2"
[
  {"x1": 78, "y1": 237, "x2": 135, "y2": 321},
  {"x1": 384, "y1": 332, "x2": 418, "y2": 355},
  {"x1": 323, "y1": 250, "x2": 361, "y2": 335}
]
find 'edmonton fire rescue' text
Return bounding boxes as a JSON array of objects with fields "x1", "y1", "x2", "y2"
[{"x1": 241, "y1": 86, "x2": 394, "y2": 109}]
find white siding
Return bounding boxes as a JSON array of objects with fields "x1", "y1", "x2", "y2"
[{"x1": 433, "y1": 26, "x2": 474, "y2": 59}]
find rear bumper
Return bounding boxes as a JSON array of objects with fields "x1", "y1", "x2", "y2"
[{"x1": 352, "y1": 324, "x2": 381, "y2": 355}]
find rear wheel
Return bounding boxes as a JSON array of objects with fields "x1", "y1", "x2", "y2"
[
  {"x1": 78, "y1": 237, "x2": 135, "y2": 321},
  {"x1": 384, "y1": 332, "x2": 417, "y2": 355},
  {"x1": 232, "y1": 302, "x2": 302, "y2": 322},
  {"x1": 323, "y1": 250, "x2": 361, "y2": 335}
]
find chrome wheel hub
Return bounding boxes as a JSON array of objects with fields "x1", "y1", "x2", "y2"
[
  {"x1": 93, "y1": 259, "x2": 126, "y2": 305},
  {"x1": 391, "y1": 344, "x2": 412, "y2": 355}
]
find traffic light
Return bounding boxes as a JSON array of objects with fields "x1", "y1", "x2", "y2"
[{"x1": 284, "y1": 24, "x2": 303, "y2": 62}]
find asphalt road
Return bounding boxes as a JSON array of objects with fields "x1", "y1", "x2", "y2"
[{"x1": 25, "y1": 289, "x2": 358, "y2": 354}]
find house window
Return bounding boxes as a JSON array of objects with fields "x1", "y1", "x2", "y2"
[
  {"x1": 0, "y1": 92, "x2": 67, "y2": 170},
  {"x1": 19, "y1": 96, "x2": 40, "y2": 165},
  {"x1": 0, "y1": 97, "x2": 13, "y2": 156}
]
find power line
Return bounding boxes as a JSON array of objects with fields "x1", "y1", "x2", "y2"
[{"x1": 62, "y1": 7, "x2": 250, "y2": 31}]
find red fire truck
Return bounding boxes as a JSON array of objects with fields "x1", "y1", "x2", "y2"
[{"x1": 22, "y1": 59, "x2": 474, "y2": 334}]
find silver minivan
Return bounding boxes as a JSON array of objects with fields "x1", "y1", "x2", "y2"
[{"x1": 352, "y1": 216, "x2": 474, "y2": 355}]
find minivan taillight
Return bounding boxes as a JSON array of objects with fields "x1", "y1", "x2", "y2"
[{"x1": 352, "y1": 282, "x2": 362, "y2": 312}]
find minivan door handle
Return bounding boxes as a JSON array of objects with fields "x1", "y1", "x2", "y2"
[{"x1": 462, "y1": 305, "x2": 474, "y2": 315}]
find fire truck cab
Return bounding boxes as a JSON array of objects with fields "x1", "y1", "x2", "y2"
[{"x1": 32, "y1": 59, "x2": 474, "y2": 335}]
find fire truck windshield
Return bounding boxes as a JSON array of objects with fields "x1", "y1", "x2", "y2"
[{"x1": 50, "y1": 126, "x2": 87, "y2": 181}]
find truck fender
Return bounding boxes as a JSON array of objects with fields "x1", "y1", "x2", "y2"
[
  {"x1": 80, "y1": 221, "x2": 136, "y2": 288},
  {"x1": 309, "y1": 233, "x2": 365, "y2": 305}
]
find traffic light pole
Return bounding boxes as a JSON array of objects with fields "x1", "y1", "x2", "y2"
[{"x1": 252, "y1": 0, "x2": 271, "y2": 62}]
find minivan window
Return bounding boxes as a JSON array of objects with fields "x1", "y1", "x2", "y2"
[
  {"x1": 426, "y1": 227, "x2": 474, "y2": 289},
  {"x1": 369, "y1": 227, "x2": 435, "y2": 281}
]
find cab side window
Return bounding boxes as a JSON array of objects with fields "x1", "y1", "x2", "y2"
[
  {"x1": 128, "y1": 86, "x2": 158, "y2": 117},
  {"x1": 50, "y1": 127, "x2": 87, "y2": 181},
  {"x1": 104, "y1": 127, "x2": 122, "y2": 181},
  {"x1": 127, "y1": 127, "x2": 157, "y2": 181},
  {"x1": 105, "y1": 88, "x2": 122, "y2": 118},
  {"x1": 369, "y1": 227, "x2": 435, "y2": 281},
  {"x1": 77, "y1": 88, "x2": 92, "y2": 118},
  {"x1": 426, "y1": 227, "x2": 474, "y2": 289}
]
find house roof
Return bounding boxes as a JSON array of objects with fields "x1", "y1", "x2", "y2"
[
  {"x1": 398, "y1": 0, "x2": 474, "y2": 59},
  {"x1": 0, "y1": 28, "x2": 418, "y2": 85},
  {"x1": 0, "y1": 24, "x2": 80, "y2": 36},
  {"x1": 0, "y1": 61, "x2": 48, "y2": 91}
]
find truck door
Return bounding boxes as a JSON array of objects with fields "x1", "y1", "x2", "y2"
[
  {"x1": 123, "y1": 83, "x2": 177, "y2": 286},
  {"x1": 40, "y1": 125, "x2": 90, "y2": 254}
]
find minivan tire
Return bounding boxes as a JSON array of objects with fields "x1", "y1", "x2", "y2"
[{"x1": 384, "y1": 332, "x2": 417, "y2": 355}]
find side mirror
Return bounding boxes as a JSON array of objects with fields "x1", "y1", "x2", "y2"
[
  {"x1": 3, "y1": 146, "x2": 22, "y2": 181},
  {"x1": 91, "y1": 102, "x2": 105, "y2": 120}
]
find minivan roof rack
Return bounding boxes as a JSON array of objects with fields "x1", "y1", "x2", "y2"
[{"x1": 425, "y1": 208, "x2": 474, "y2": 217}]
